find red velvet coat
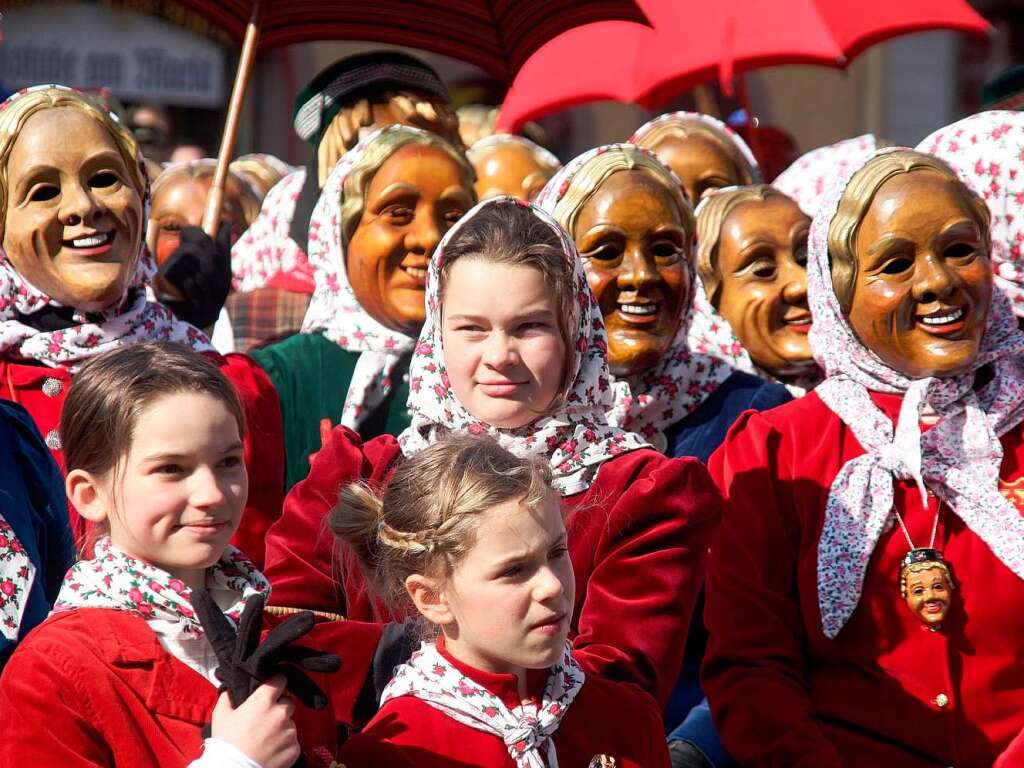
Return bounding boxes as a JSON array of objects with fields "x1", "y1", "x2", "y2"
[
  {"x1": 0, "y1": 353, "x2": 284, "y2": 568},
  {"x1": 263, "y1": 426, "x2": 721, "y2": 707},
  {"x1": 0, "y1": 607, "x2": 383, "y2": 767},
  {"x1": 703, "y1": 390, "x2": 1024, "y2": 768},
  {"x1": 339, "y1": 636, "x2": 671, "y2": 767}
]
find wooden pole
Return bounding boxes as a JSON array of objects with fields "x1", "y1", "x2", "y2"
[{"x1": 202, "y1": 0, "x2": 262, "y2": 236}]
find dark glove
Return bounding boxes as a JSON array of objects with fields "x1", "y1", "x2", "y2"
[
  {"x1": 192, "y1": 590, "x2": 341, "y2": 710},
  {"x1": 160, "y1": 222, "x2": 232, "y2": 329},
  {"x1": 669, "y1": 740, "x2": 714, "y2": 768}
]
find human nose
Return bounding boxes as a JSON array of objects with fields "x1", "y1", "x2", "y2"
[
  {"x1": 532, "y1": 563, "x2": 565, "y2": 603},
  {"x1": 481, "y1": 331, "x2": 518, "y2": 369},
  {"x1": 617, "y1": 244, "x2": 657, "y2": 291},
  {"x1": 404, "y1": 208, "x2": 442, "y2": 257},
  {"x1": 61, "y1": 181, "x2": 102, "y2": 227},
  {"x1": 912, "y1": 253, "x2": 956, "y2": 304},
  {"x1": 190, "y1": 466, "x2": 228, "y2": 508}
]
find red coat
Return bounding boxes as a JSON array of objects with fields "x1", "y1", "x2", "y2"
[
  {"x1": 703, "y1": 390, "x2": 1024, "y2": 768},
  {"x1": 0, "y1": 353, "x2": 284, "y2": 568},
  {"x1": 264, "y1": 426, "x2": 720, "y2": 707},
  {"x1": 339, "y1": 636, "x2": 671, "y2": 768},
  {"x1": 0, "y1": 607, "x2": 383, "y2": 767}
]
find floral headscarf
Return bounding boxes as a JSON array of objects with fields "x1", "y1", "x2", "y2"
[
  {"x1": 536, "y1": 144, "x2": 734, "y2": 450},
  {"x1": 773, "y1": 134, "x2": 879, "y2": 218},
  {"x1": 629, "y1": 111, "x2": 763, "y2": 187},
  {"x1": 918, "y1": 111, "x2": 1024, "y2": 318},
  {"x1": 806, "y1": 147, "x2": 1024, "y2": 639},
  {"x1": 381, "y1": 641, "x2": 584, "y2": 768},
  {"x1": 54, "y1": 537, "x2": 270, "y2": 640},
  {"x1": 0, "y1": 85, "x2": 212, "y2": 372},
  {"x1": 301, "y1": 125, "x2": 470, "y2": 431},
  {"x1": 231, "y1": 167, "x2": 315, "y2": 293},
  {"x1": 0, "y1": 516, "x2": 34, "y2": 642},
  {"x1": 398, "y1": 196, "x2": 649, "y2": 496}
]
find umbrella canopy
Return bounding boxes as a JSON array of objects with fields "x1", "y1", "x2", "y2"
[
  {"x1": 170, "y1": 0, "x2": 648, "y2": 84},
  {"x1": 496, "y1": 0, "x2": 990, "y2": 131}
]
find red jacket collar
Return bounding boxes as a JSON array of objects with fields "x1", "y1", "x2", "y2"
[{"x1": 435, "y1": 634, "x2": 550, "y2": 709}]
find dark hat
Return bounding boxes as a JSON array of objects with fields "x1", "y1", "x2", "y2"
[
  {"x1": 982, "y1": 65, "x2": 1024, "y2": 111},
  {"x1": 293, "y1": 51, "x2": 451, "y2": 148},
  {"x1": 900, "y1": 548, "x2": 947, "y2": 572}
]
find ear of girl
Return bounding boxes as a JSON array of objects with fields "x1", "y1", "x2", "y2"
[{"x1": 263, "y1": 197, "x2": 723, "y2": 711}]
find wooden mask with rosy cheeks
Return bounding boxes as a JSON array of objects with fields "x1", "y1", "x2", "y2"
[
  {"x1": 339, "y1": 132, "x2": 476, "y2": 337},
  {"x1": 547, "y1": 147, "x2": 694, "y2": 377},
  {"x1": 633, "y1": 116, "x2": 757, "y2": 205},
  {"x1": 468, "y1": 136, "x2": 560, "y2": 202},
  {"x1": 900, "y1": 553, "x2": 955, "y2": 629},
  {"x1": 829, "y1": 151, "x2": 993, "y2": 380},
  {"x1": 695, "y1": 186, "x2": 815, "y2": 378},
  {"x1": 0, "y1": 89, "x2": 147, "y2": 313}
]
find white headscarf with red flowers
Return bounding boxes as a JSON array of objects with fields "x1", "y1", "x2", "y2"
[
  {"x1": 0, "y1": 516, "x2": 34, "y2": 642},
  {"x1": 536, "y1": 144, "x2": 734, "y2": 451},
  {"x1": 0, "y1": 85, "x2": 213, "y2": 373},
  {"x1": 918, "y1": 111, "x2": 1024, "y2": 318},
  {"x1": 231, "y1": 167, "x2": 315, "y2": 293},
  {"x1": 773, "y1": 134, "x2": 880, "y2": 218},
  {"x1": 301, "y1": 125, "x2": 468, "y2": 431},
  {"x1": 382, "y1": 640, "x2": 584, "y2": 768},
  {"x1": 806, "y1": 147, "x2": 1024, "y2": 639},
  {"x1": 398, "y1": 197, "x2": 649, "y2": 496},
  {"x1": 53, "y1": 536, "x2": 270, "y2": 639}
]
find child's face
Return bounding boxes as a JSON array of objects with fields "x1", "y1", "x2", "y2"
[
  {"x1": 441, "y1": 492, "x2": 574, "y2": 675},
  {"x1": 441, "y1": 259, "x2": 567, "y2": 429},
  {"x1": 91, "y1": 392, "x2": 247, "y2": 588}
]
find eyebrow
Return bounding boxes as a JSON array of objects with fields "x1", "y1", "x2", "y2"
[
  {"x1": 141, "y1": 441, "x2": 244, "y2": 463},
  {"x1": 446, "y1": 306, "x2": 557, "y2": 324},
  {"x1": 865, "y1": 232, "x2": 914, "y2": 257},
  {"x1": 491, "y1": 531, "x2": 568, "y2": 568},
  {"x1": 372, "y1": 182, "x2": 419, "y2": 200}
]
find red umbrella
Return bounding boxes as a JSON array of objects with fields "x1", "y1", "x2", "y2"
[
  {"x1": 161, "y1": 0, "x2": 649, "y2": 231},
  {"x1": 495, "y1": 0, "x2": 990, "y2": 132}
]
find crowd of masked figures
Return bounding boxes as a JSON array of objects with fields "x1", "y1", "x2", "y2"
[{"x1": 2, "y1": 48, "x2": 1024, "y2": 768}]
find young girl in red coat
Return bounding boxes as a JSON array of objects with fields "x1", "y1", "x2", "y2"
[
  {"x1": 336, "y1": 434, "x2": 671, "y2": 767},
  {"x1": 0, "y1": 342, "x2": 383, "y2": 767},
  {"x1": 263, "y1": 197, "x2": 721, "y2": 707}
]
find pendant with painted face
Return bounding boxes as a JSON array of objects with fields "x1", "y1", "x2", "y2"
[
  {"x1": 574, "y1": 169, "x2": 690, "y2": 377},
  {"x1": 847, "y1": 169, "x2": 992, "y2": 379},
  {"x1": 647, "y1": 134, "x2": 747, "y2": 204},
  {"x1": 472, "y1": 142, "x2": 556, "y2": 202},
  {"x1": 2, "y1": 107, "x2": 144, "y2": 312},
  {"x1": 150, "y1": 175, "x2": 252, "y2": 268},
  {"x1": 716, "y1": 196, "x2": 814, "y2": 377},
  {"x1": 345, "y1": 144, "x2": 474, "y2": 336}
]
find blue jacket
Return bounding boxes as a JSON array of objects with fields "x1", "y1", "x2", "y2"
[
  {"x1": 0, "y1": 400, "x2": 74, "y2": 669},
  {"x1": 664, "y1": 370, "x2": 792, "y2": 463}
]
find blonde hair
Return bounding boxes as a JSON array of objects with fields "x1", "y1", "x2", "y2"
[
  {"x1": 230, "y1": 154, "x2": 290, "y2": 201},
  {"x1": 330, "y1": 434, "x2": 554, "y2": 612},
  {"x1": 0, "y1": 87, "x2": 146, "y2": 240},
  {"x1": 152, "y1": 159, "x2": 261, "y2": 226},
  {"x1": 317, "y1": 89, "x2": 463, "y2": 187},
  {"x1": 695, "y1": 185, "x2": 801, "y2": 305},
  {"x1": 900, "y1": 559, "x2": 954, "y2": 599},
  {"x1": 633, "y1": 115, "x2": 757, "y2": 189},
  {"x1": 828, "y1": 150, "x2": 990, "y2": 313},
  {"x1": 548, "y1": 146, "x2": 694, "y2": 240},
  {"x1": 339, "y1": 128, "x2": 475, "y2": 245}
]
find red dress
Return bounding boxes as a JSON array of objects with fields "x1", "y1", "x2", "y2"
[
  {"x1": 703, "y1": 390, "x2": 1024, "y2": 768},
  {"x1": 0, "y1": 353, "x2": 284, "y2": 568},
  {"x1": 339, "y1": 636, "x2": 671, "y2": 768},
  {"x1": 0, "y1": 607, "x2": 383, "y2": 767},
  {"x1": 263, "y1": 426, "x2": 720, "y2": 707}
]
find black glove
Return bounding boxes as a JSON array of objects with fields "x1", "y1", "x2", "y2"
[
  {"x1": 668, "y1": 740, "x2": 714, "y2": 768},
  {"x1": 192, "y1": 590, "x2": 341, "y2": 710},
  {"x1": 160, "y1": 222, "x2": 232, "y2": 330}
]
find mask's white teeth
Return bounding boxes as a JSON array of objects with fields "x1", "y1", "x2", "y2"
[
  {"x1": 920, "y1": 308, "x2": 965, "y2": 325},
  {"x1": 70, "y1": 233, "x2": 111, "y2": 248},
  {"x1": 404, "y1": 266, "x2": 427, "y2": 279},
  {"x1": 619, "y1": 303, "x2": 658, "y2": 316}
]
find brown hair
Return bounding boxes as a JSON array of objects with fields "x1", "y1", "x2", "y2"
[
  {"x1": 828, "y1": 150, "x2": 990, "y2": 313},
  {"x1": 330, "y1": 434, "x2": 554, "y2": 613},
  {"x1": 695, "y1": 185, "x2": 805, "y2": 306},
  {"x1": 61, "y1": 342, "x2": 245, "y2": 479},
  {"x1": 0, "y1": 87, "x2": 146, "y2": 241},
  {"x1": 438, "y1": 199, "x2": 576, "y2": 400},
  {"x1": 317, "y1": 90, "x2": 463, "y2": 187}
]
